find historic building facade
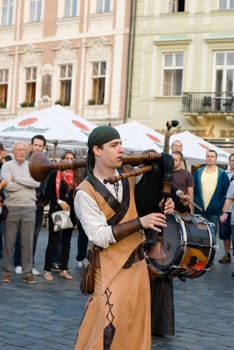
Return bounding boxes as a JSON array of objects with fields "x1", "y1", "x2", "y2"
[
  {"x1": 0, "y1": 0, "x2": 131, "y2": 125},
  {"x1": 127, "y1": 0, "x2": 234, "y2": 148}
]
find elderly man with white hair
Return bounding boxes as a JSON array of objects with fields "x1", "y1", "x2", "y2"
[{"x1": 1, "y1": 142, "x2": 40, "y2": 284}]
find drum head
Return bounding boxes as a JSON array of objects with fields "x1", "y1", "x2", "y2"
[
  {"x1": 147, "y1": 214, "x2": 215, "y2": 278},
  {"x1": 149, "y1": 214, "x2": 184, "y2": 273}
]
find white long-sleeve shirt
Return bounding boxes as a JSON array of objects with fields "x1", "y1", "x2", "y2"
[
  {"x1": 74, "y1": 179, "x2": 121, "y2": 249},
  {"x1": 74, "y1": 169, "x2": 143, "y2": 248}
]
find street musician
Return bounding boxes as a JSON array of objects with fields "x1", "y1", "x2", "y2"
[{"x1": 73, "y1": 125, "x2": 174, "y2": 350}]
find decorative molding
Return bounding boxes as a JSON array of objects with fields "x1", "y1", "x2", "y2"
[
  {"x1": 0, "y1": 48, "x2": 12, "y2": 68},
  {"x1": 154, "y1": 34, "x2": 192, "y2": 46},
  {"x1": 84, "y1": 37, "x2": 112, "y2": 48},
  {"x1": 52, "y1": 40, "x2": 79, "y2": 62},
  {"x1": 205, "y1": 33, "x2": 234, "y2": 44},
  {"x1": 196, "y1": 115, "x2": 207, "y2": 125},
  {"x1": 19, "y1": 45, "x2": 42, "y2": 65},
  {"x1": 39, "y1": 95, "x2": 53, "y2": 106},
  {"x1": 41, "y1": 64, "x2": 54, "y2": 75},
  {"x1": 185, "y1": 114, "x2": 198, "y2": 126},
  {"x1": 52, "y1": 40, "x2": 79, "y2": 51},
  {"x1": 185, "y1": 113, "x2": 210, "y2": 126},
  {"x1": 19, "y1": 44, "x2": 42, "y2": 55},
  {"x1": 226, "y1": 115, "x2": 234, "y2": 125},
  {"x1": 85, "y1": 38, "x2": 112, "y2": 60}
]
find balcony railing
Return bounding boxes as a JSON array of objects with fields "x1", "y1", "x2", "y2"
[{"x1": 181, "y1": 92, "x2": 234, "y2": 114}]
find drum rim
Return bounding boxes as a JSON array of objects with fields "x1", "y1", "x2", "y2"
[{"x1": 148, "y1": 213, "x2": 216, "y2": 278}]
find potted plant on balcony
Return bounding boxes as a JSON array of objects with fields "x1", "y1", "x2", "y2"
[
  {"x1": 20, "y1": 101, "x2": 35, "y2": 107},
  {"x1": 0, "y1": 102, "x2": 6, "y2": 108},
  {"x1": 88, "y1": 99, "x2": 96, "y2": 105},
  {"x1": 97, "y1": 97, "x2": 104, "y2": 105},
  {"x1": 20, "y1": 101, "x2": 29, "y2": 107},
  {"x1": 55, "y1": 100, "x2": 63, "y2": 105}
]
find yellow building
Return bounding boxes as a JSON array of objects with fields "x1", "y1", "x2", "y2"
[{"x1": 127, "y1": 0, "x2": 234, "y2": 149}]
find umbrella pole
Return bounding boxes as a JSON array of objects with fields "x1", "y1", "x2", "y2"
[{"x1": 53, "y1": 141, "x2": 58, "y2": 161}]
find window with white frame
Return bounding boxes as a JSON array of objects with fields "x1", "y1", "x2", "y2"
[
  {"x1": 219, "y1": 0, "x2": 234, "y2": 9},
  {"x1": 90, "y1": 61, "x2": 106, "y2": 104},
  {"x1": 96, "y1": 0, "x2": 110, "y2": 13},
  {"x1": 59, "y1": 64, "x2": 72, "y2": 105},
  {"x1": 214, "y1": 51, "x2": 234, "y2": 96},
  {"x1": 29, "y1": 0, "x2": 42, "y2": 22},
  {"x1": 64, "y1": 0, "x2": 77, "y2": 17},
  {"x1": 0, "y1": 68, "x2": 8, "y2": 107},
  {"x1": 1, "y1": 0, "x2": 14, "y2": 26},
  {"x1": 163, "y1": 53, "x2": 183, "y2": 96},
  {"x1": 24, "y1": 67, "x2": 37, "y2": 106},
  {"x1": 169, "y1": 0, "x2": 185, "y2": 13}
]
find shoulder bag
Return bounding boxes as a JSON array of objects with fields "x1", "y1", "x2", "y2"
[{"x1": 51, "y1": 210, "x2": 73, "y2": 232}]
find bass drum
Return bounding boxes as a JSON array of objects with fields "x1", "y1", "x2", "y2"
[{"x1": 146, "y1": 213, "x2": 216, "y2": 279}]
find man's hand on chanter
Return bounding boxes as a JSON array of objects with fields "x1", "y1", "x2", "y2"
[{"x1": 139, "y1": 213, "x2": 167, "y2": 232}]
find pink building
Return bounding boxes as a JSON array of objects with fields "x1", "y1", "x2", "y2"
[{"x1": 0, "y1": 0, "x2": 131, "y2": 125}]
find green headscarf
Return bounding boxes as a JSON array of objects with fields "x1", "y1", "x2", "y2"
[{"x1": 87, "y1": 125, "x2": 121, "y2": 180}]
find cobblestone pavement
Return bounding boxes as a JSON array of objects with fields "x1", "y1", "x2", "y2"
[{"x1": 0, "y1": 228, "x2": 234, "y2": 350}]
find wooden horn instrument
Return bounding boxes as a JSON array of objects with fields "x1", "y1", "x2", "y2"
[
  {"x1": 29, "y1": 151, "x2": 162, "y2": 182},
  {"x1": 29, "y1": 152, "x2": 86, "y2": 181}
]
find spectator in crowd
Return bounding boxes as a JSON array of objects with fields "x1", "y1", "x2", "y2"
[
  {"x1": 172, "y1": 151, "x2": 194, "y2": 213},
  {"x1": 219, "y1": 153, "x2": 234, "y2": 264},
  {"x1": 171, "y1": 140, "x2": 187, "y2": 169},
  {"x1": 14, "y1": 134, "x2": 47, "y2": 276},
  {"x1": 1, "y1": 142, "x2": 40, "y2": 284},
  {"x1": 43, "y1": 151, "x2": 77, "y2": 281},
  {"x1": 74, "y1": 125, "x2": 173, "y2": 349},
  {"x1": 0, "y1": 181, "x2": 8, "y2": 258},
  {"x1": 76, "y1": 223, "x2": 88, "y2": 268},
  {"x1": 220, "y1": 173, "x2": 234, "y2": 276},
  {"x1": 74, "y1": 167, "x2": 88, "y2": 268},
  {"x1": 171, "y1": 140, "x2": 183, "y2": 153},
  {"x1": 4, "y1": 155, "x2": 12, "y2": 162},
  {"x1": 193, "y1": 150, "x2": 229, "y2": 250},
  {"x1": 0, "y1": 142, "x2": 7, "y2": 258}
]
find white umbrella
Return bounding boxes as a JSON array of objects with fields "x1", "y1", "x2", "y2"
[
  {"x1": 0, "y1": 105, "x2": 97, "y2": 158},
  {"x1": 115, "y1": 122, "x2": 229, "y2": 165},
  {"x1": 170, "y1": 131, "x2": 230, "y2": 165},
  {"x1": 0, "y1": 105, "x2": 96, "y2": 144},
  {"x1": 115, "y1": 121, "x2": 164, "y2": 153}
]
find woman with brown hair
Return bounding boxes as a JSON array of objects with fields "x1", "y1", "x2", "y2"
[{"x1": 43, "y1": 151, "x2": 77, "y2": 281}]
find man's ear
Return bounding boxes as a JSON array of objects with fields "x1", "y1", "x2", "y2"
[{"x1": 93, "y1": 145, "x2": 101, "y2": 157}]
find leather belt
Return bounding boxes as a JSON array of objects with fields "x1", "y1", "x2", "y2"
[
  {"x1": 123, "y1": 245, "x2": 145, "y2": 269},
  {"x1": 94, "y1": 247, "x2": 101, "y2": 268},
  {"x1": 94, "y1": 244, "x2": 144, "y2": 269}
]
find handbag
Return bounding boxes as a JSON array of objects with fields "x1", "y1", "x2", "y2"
[
  {"x1": 80, "y1": 243, "x2": 96, "y2": 295},
  {"x1": 51, "y1": 210, "x2": 73, "y2": 232}
]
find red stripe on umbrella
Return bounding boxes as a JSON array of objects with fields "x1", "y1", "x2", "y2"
[
  {"x1": 72, "y1": 120, "x2": 90, "y2": 131},
  {"x1": 18, "y1": 117, "x2": 38, "y2": 126}
]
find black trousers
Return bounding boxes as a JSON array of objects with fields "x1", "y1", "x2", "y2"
[
  {"x1": 76, "y1": 224, "x2": 88, "y2": 261},
  {"x1": 151, "y1": 277, "x2": 175, "y2": 336},
  {"x1": 44, "y1": 215, "x2": 73, "y2": 271}
]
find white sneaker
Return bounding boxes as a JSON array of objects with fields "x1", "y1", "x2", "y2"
[
  {"x1": 15, "y1": 265, "x2": 22, "y2": 274},
  {"x1": 77, "y1": 261, "x2": 83, "y2": 268},
  {"x1": 32, "y1": 267, "x2": 41, "y2": 276}
]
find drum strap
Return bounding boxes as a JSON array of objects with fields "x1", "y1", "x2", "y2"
[{"x1": 87, "y1": 168, "x2": 130, "y2": 225}]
